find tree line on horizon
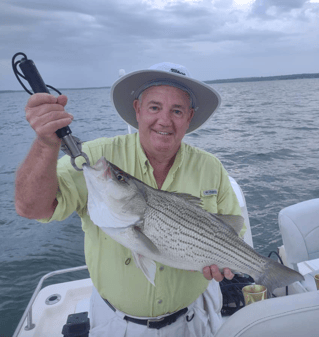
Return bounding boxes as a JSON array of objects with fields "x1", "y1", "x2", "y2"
[{"x1": 205, "y1": 73, "x2": 319, "y2": 84}]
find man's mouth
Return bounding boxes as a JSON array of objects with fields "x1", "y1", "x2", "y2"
[{"x1": 156, "y1": 131, "x2": 172, "y2": 135}]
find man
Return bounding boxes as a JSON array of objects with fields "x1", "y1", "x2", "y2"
[{"x1": 15, "y1": 62, "x2": 243, "y2": 336}]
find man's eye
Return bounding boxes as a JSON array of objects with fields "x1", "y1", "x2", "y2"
[
  {"x1": 173, "y1": 110, "x2": 182, "y2": 116},
  {"x1": 150, "y1": 106, "x2": 159, "y2": 112}
]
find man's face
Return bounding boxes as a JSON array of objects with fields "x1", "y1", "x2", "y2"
[{"x1": 133, "y1": 85, "x2": 194, "y2": 159}]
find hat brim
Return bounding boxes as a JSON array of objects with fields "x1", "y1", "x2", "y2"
[{"x1": 111, "y1": 69, "x2": 221, "y2": 134}]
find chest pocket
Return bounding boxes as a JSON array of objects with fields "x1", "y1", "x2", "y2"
[{"x1": 201, "y1": 189, "x2": 218, "y2": 214}]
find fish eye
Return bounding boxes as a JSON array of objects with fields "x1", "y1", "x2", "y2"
[{"x1": 117, "y1": 174, "x2": 124, "y2": 181}]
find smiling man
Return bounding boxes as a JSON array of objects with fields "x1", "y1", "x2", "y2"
[
  {"x1": 134, "y1": 85, "x2": 194, "y2": 188},
  {"x1": 15, "y1": 62, "x2": 243, "y2": 336}
]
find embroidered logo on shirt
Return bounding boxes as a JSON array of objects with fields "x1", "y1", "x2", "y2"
[{"x1": 203, "y1": 189, "x2": 218, "y2": 196}]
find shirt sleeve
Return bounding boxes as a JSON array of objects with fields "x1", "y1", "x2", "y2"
[{"x1": 37, "y1": 152, "x2": 91, "y2": 223}]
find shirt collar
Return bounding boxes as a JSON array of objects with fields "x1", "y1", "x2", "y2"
[
  {"x1": 136, "y1": 133, "x2": 151, "y2": 174},
  {"x1": 136, "y1": 132, "x2": 185, "y2": 180}
]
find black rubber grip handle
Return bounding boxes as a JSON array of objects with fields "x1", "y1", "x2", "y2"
[{"x1": 19, "y1": 58, "x2": 71, "y2": 138}]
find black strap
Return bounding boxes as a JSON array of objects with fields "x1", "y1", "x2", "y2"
[
  {"x1": 125, "y1": 308, "x2": 188, "y2": 329},
  {"x1": 102, "y1": 297, "x2": 188, "y2": 330}
]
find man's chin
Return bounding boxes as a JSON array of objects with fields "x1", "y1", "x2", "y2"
[{"x1": 152, "y1": 141, "x2": 180, "y2": 155}]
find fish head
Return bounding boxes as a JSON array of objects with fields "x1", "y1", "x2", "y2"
[{"x1": 83, "y1": 157, "x2": 147, "y2": 225}]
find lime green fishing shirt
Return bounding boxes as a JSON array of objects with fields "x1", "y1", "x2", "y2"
[{"x1": 40, "y1": 132, "x2": 244, "y2": 317}]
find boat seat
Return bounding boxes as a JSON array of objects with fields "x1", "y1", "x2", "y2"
[
  {"x1": 229, "y1": 176, "x2": 253, "y2": 248},
  {"x1": 215, "y1": 290, "x2": 319, "y2": 337},
  {"x1": 278, "y1": 198, "x2": 319, "y2": 291}
]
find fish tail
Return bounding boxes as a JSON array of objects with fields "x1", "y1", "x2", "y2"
[{"x1": 251, "y1": 257, "x2": 304, "y2": 297}]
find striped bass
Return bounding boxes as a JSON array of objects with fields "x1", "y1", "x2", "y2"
[{"x1": 82, "y1": 157, "x2": 304, "y2": 295}]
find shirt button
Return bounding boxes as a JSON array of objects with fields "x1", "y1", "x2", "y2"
[
  {"x1": 158, "y1": 300, "x2": 162, "y2": 304},
  {"x1": 159, "y1": 266, "x2": 164, "y2": 271},
  {"x1": 125, "y1": 258, "x2": 131, "y2": 265}
]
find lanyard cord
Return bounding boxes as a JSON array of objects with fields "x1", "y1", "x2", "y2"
[{"x1": 12, "y1": 52, "x2": 90, "y2": 171}]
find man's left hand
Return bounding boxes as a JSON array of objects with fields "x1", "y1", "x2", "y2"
[{"x1": 203, "y1": 265, "x2": 234, "y2": 282}]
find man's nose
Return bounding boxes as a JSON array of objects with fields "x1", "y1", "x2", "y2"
[{"x1": 158, "y1": 109, "x2": 172, "y2": 126}]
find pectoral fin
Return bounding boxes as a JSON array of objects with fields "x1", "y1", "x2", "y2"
[
  {"x1": 131, "y1": 226, "x2": 160, "y2": 254},
  {"x1": 132, "y1": 251, "x2": 157, "y2": 286},
  {"x1": 129, "y1": 226, "x2": 159, "y2": 286},
  {"x1": 100, "y1": 224, "x2": 159, "y2": 286}
]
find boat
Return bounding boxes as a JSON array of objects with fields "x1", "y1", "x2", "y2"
[
  {"x1": 12, "y1": 70, "x2": 319, "y2": 335},
  {"x1": 12, "y1": 171, "x2": 319, "y2": 336}
]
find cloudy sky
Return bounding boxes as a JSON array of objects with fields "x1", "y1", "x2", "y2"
[{"x1": 1, "y1": 0, "x2": 319, "y2": 91}]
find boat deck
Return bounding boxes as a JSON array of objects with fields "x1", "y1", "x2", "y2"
[{"x1": 17, "y1": 278, "x2": 92, "y2": 337}]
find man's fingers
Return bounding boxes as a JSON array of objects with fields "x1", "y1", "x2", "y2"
[
  {"x1": 203, "y1": 266, "x2": 213, "y2": 280},
  {"x1": 223, "y1": 268, "x2": 234, "y2": 280},
  {"x1": 202, "y1": 265, "x2": 235, "y2": 282},
  {"x1": 24, "y1": 93, "x2": 72, "y2": 146},
  {"x1": 203, "y1": 265, "x2": 223, "y2": 281},
  {"x1": 36, "y1": 115, "x2": 73, "y2": 137},
  {"x1": 57, "y1": 95, "x2": 68, "y2": 107},
  {"x1": 26, "y1": 93, "x2": 58, "y2": 108},
  {"x1": 26, "y1": 93, "x2": 68, "y2": 109},
  {"x1": 26, "y1": 103, "x2": 67, "y2": 121},
  {"x1": 37, "y1": 111, "x2": 73, "y2": 131},
  {"x1": 27, "y1": 109, "x2": 73, "y2": 130},
  {"x1": 210, "y1": 265, "x2": 224, "y2": 282}
]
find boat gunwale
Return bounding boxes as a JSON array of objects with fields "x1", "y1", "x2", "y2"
[{"x1": 13, "y1": 265, "x2": 88, "y2": 337}]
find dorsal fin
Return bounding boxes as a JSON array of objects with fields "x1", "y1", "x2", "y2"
[{"x1": 171, "y1": 192, "x2": 203, "y2": 207}]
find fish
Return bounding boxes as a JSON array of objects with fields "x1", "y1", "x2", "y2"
[{"x1": 82, "y1": 157, "x2": 304, "y2": 296}]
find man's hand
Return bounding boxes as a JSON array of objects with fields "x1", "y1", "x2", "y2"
[
  {"x1": 15, "y1": 93, "x2": 72, "y2": 219},
  {"x1": 203, "y1": 265, "x2": 234, "y2": 282},
  {"x1": 25, "y1": 93, "x2": 72, "y2": 147}
]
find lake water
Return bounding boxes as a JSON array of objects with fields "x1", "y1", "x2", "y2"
[{"x1": 1, "y1": 78, "x2": 319, "y2": 335}]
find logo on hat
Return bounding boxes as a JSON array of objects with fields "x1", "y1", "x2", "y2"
[{"x1": 170, "y1": 68, "x2": 186, "y2": 76}]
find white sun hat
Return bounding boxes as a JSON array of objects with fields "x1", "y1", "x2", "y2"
[{"x1": 111, "y1": 62, "x2": 221, "y2": 134}]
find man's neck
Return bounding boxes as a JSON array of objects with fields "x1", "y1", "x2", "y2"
[{"x1": 144, "y1": 150, "x2": 178, "y2": 189}]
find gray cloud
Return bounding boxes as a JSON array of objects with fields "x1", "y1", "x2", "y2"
[
  {"x1": 1, "y1": 0, "x2": 318, "y2": 90},
  {"x1": 251, "y1": 0, "x2": 309, "y2": 17}
]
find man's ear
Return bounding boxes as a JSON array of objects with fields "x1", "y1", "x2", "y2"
[
  {"x1": 133, "y1": 99, "x2": 140, "y2": 122},
  {"x1": 188, "y1": 108, "x2": 195, "y2": 123}
]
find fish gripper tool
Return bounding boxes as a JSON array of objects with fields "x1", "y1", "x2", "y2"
[{"x1": 12, "y1": 52, "x2": 90, "y2": 171}]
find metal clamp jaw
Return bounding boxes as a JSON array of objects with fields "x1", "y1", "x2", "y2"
[{"x1": 60, "y1": 135, "x2": 90, "y2": 171}]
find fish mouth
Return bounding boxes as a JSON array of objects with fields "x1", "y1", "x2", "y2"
[{"x1": 87, "y1": 158, "x2": 113, "y2": 180}]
